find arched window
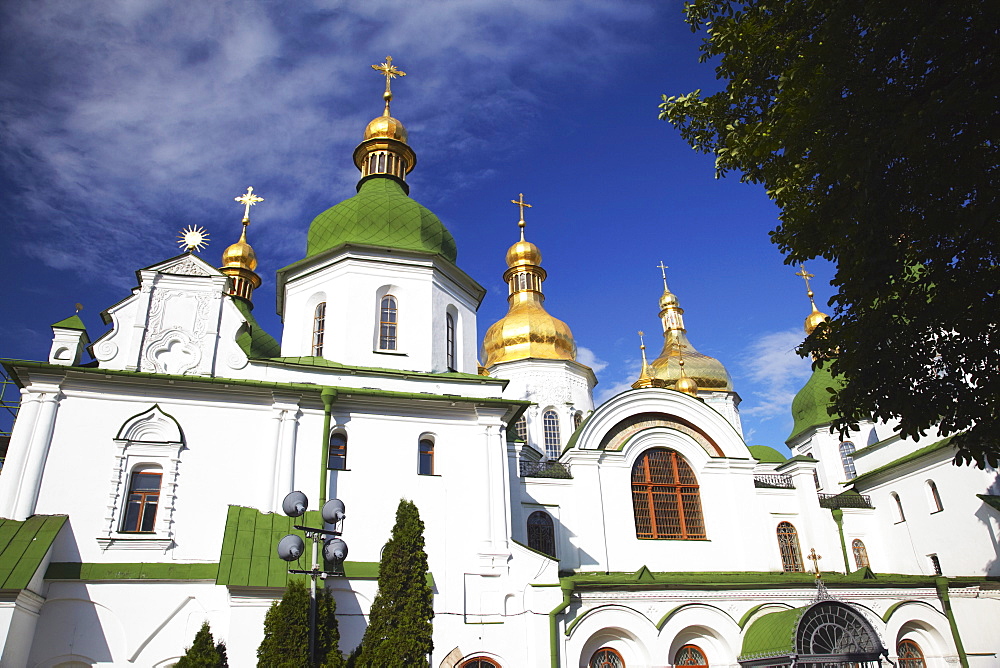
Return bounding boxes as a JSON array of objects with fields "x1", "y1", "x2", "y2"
[
  {"x1": 839, "y1": 441, "x2": 856, "y2": 479},
  {"x1": 777, "y1": 521, "x2": 804, "y2": 572},
  {"x1": 121, "y1": 467, "x2": 162, "y2": 533},
  {"x1": 446, "y1": 312, "x2": 456, "y2": 371},
  {"x1": 897, "y1": 639, "x2": 925, "y2": 668},
  {"x1": 379, "y1": 295, "x2": 398, "y2": 350},
  {"x1": 527, "y1": 510, "x2": 556, "y2": 558},
  {"x1": 675, "y1": 645, "x2": 709, "y2": 666},
  {"x1": 852, "y1": 538, "x2": 870, "y2": 569},
  {"x1": 891, "y1": 492, "x2": 906, "y2": 522},
  {"x1": 328, "y1": 432, "x2": 347, "y2": 470},
  {"x1": 513, "y1": 415, "x2": 528, "y2": 442},
  {"x1": 631, "y1": 448, "x2": 706, "y2": 540},
  {"x1": 543, "y1": 410, "x2": 561, "y2": 459},
  {"x1": 459, "y1": 659, "x2": 500, "y2": 668},
  {"x1": 418, "y1": 438, "x2": 434, "y2": 475},
  {"x1": 573, "y1": 411, "x2": 583, "y2": 430},
  {"x1": 312, "y1": 302, "x2": 326, "y2": 356},
  {"x1": 589, "y1": 648, "x2": 624, "y2": 668},
  {"x1": 926, "y1": 480, "x2": 943, "y2": 512}
]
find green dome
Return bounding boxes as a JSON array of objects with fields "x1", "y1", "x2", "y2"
[
  {"x1": 306, "y1": 178, "x2": 457, "y2": 262},
  {"x1": 748, "y1": 445, "x2": 787, "y2": 464},
  {"x1": 787, "y1": 365, "x2": 846, "y2": 442}
]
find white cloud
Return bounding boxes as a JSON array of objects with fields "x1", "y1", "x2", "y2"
[
  {"x1": 737, "y1": 328, "x2": 813, "y2": 422},
  {"x1": 577, "y1": 346, "x2": 608, "y2": 374}
]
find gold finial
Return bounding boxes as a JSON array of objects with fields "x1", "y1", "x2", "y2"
[
  {"x1": 797, "y1": 263, "x2": 830, "y2": 336},
  {"x1": 795, "y1": 263, "x2": 816, "y2": 300},
  {"x1": 807, "y1": 548, "x2": 822, "y2": 579},
  {"x1": 511, "y1": 193, "x2": 532, "y2": 241},
  {"x1": 372, "y1": 55, "x2": 406, "y2": 116},
  {"x1": 657, "y1": 261, "x2": 670, "y2": 290},
  {"x1": 632, "y1": 330, "x2": 662, "y2": 389},
  {"x1": 178, "y1": 225, "x2": 210, "y2": 252},
  {"x1": 674, "y1": 342, "x2": 700, "y2": 396},
  {"x1": 235, "y1": 186, "x2": 264, "y2": 223},
  {"x1": 74, "y1": 303, "x2": 83, "y2": 314}
]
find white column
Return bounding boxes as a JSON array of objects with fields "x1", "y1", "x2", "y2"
[
  {"x1": 13, "y1": 390, "x2": 62, "y2": 520},
  {"x1": 274, "y1": 406, "x2": 301, "y2": 502},
  {"x1": 0, "y1": 391, "x2": 41, "y2": 517},
  {"x1": 267, "y1": 410, "x2": 284, "y2": 511}
]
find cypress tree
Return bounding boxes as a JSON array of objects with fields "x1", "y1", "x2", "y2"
[
  {"x1": 257, "y1": 578, "x2": 344, "y2": 668},
  {"x1": 176, "y1": 621, "x2": 228, "y2": 667},
  {"x1": 354, "y1": 499, "x2": 433, "y2": 667}
]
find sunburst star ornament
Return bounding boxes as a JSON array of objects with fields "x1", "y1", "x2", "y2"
[{"x1": 178, "y1": 225, "x2": 210, "y2": 252}]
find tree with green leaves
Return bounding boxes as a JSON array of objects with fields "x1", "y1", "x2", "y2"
[
  {"x1": 176, "y1": 621, "x2": 228, "y2": 668},
  {"x1": 660, "y1": 0, "x2": 999, "y2": 466},
  {"x1": 353, "y1": 499, "x2": 434, "y2": 667},
  {"x1": 257, "y1": 578, "x2": 344, "y2": 668}
]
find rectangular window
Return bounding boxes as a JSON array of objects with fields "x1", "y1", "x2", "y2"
[
  {"x1": 328, "y1": 434, "x2": 347, "y2": 470},
  {"x1": 418, "y1": 439, "x2": 434, "y2": 475},
  {"x1": 379, "y1": 296, "x2": 398, "y2": 350},
  {"x1": 121, "y1": 471, "x2": 162, "y2": 533}
]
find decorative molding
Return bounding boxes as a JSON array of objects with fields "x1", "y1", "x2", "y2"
[{"x1": 159, "y1": 256, "x2": 214, "y2": 277}]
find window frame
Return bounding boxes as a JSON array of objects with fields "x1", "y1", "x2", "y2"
[
  {"x1": 777, "y1": 521, "x2": 804, "y2": 572},
  {"x1": 674, "y1": 644, "x2": 709, "y2": 667},
  {"x1": 852, "y1": 538, "x2": 870, "y2": 569},
  {"x1": 926, "y1": 479, "x2": 944, "y2": 513},
  {"x1": 897, "y1": 639, "x2": 926, "y2": 668},
  {"x1": 589, "y1": 647, "x2": 625, "y2": 668},
  {"x1": 458, "y1": 659, "x2": 501, "y2": 668},
  {"x1": 839, "y1": 440, "x2": 857, "y2": 479},
  {"x1": 120, "y1": 468, "x2": 163, "y2": 533},
  {"x1": 328, "y1": 432, "x2": 348, "y2": 470},
  {"x1": 891, "y1": 492, "x2": 906, "y2": 523},
  {"x1": 446, "y1": 311, "x2": 456, "y2": 371},
  {"x1": 526, "y1": 510, "x2": 556, "y2": 558},
  {"x1": 631, "y1": 448, "x2": 706, "y2": 540},
  {"x1": 542, "y1": 409, "x2": 561, "y2": 460},
  {"x1": 312, "y1": 301, "x2": 326, "y2": 357},
  {"x1": 418, "y1": 437, "x2": 434, "y2": 476},
  {"x1": 379, "y1": 295, "x2": 398, "y2": 351},
  {"x1": 513, "y1": 415, "x2": 528, "y2": 443}
]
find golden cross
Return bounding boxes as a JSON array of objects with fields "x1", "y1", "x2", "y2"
[
  {"x1": 657, "y1": 261, "x2": 670, "y2": 289},
  {"x1": 235, "y1": 186, "x2": 264, "y2": 222},
  {"x1": 372, "y1": 55, "x2": 406, "y2": 106},
  {"x1": 511, "y1": 193, "x2": 532, "y2": 239},
  {"x1": 638, "y1": 331, "x2": 646, "y2": 351},
  {"x1": 807, "y1": 548, "x2": 822, "y2": 577},
  {"x1": 795, "y1": 263, "x2": 815, "y2": 297}
]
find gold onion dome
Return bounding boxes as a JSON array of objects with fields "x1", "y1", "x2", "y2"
[
  {"x1": 221, "y1": 187, "x2": 263, "y2": 302},
  {"x1": 796, "y1": 264, "x2": 829, "y2": 335},
  {"x1": 352, "y1": 56, "x2": 416, "y2": 186},
  {"x1": 222, "y1": 227, "x2": 258, "y2": 271},
  {"x1": 482, "y1": 195, "x2": 577, "y2": 367},
  {"x1": 364, "y1": 113, "x2": 408, "y2": 142},
  {"x1": 648, "y1": 265, "x2": 733, "y2": 391}
]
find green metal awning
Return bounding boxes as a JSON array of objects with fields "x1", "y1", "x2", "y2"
[{"x1": 0, "y1": 515, "x2": 67, "y2": 590}]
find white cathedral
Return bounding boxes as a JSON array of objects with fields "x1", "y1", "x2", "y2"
[{"x1": 0, "y1": 63, "x2": 998, "y2": 668}]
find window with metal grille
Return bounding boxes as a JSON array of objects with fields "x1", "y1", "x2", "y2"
[
  {"x1": 589, "y1": 648, "x2": 624, "y2": 668},
  {"x1": 527, "y1": 510, "x2": 556, "y2": 558},
  {"x1": 446, "y1": 312, "x2": 456, "y2": 371},
  {"x1": 926, "y1": 480, "x2": 943, "y2": 512},
  {"x1": 631, "y1": 448, "x2": 706, "y2": 540},
  {"x1": 891, "y1": 492, "x2": 906, "y2": 522},
  {"x1": 897, "y1": 639, "x2": 925, "y2": 668},
  {"x1": 839, "y1": 440, "x2": 857, "y2": 479},
  {"x1": 312, "y1": 302, "x2": 326, "y2": 356},
  {"x1": 121, "y1": 469, "x2": 161, "y2": 533},
  {"x1": 543, "y1": 410, "x2": 561, "y2": 459},
  {"x1": 514, "y1": 415, "x2": 528, "y2": 442},
  {"x1": 379, "y1": 295, "x2": 398, "y2": 350},
  {"x1": 328, "y1": 432, "x2": 347, "y2": 470},
  {"x1": 674, "y1": 644, "x2": 708, "y2": 666},
  {"x1": 419, "y1": 438, "x2": 434, "y2": 475},
  {"x1": 777, "y1": 521, "x2": 804, "y2": 572},
  {"x1": 852, "y1": 538, "x2": 870, "y2": 569},
  {"x1": 459, "y1": 659, "x2": 500, "y2": 668}
]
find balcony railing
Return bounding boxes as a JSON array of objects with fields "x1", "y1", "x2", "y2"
[
  {"x1": 818, "y1": 493, "x2": 874, "y2": 509},
  {"x1": 519, "y1": 460, "x2": 572, "y2": 479},
  {"x1": 754, "y1": 474, "x2": 795, "y2": 489}
]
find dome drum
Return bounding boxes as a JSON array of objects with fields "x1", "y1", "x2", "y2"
[{"x1": 353, "y1": 137, "x2": 416, "y2": 186}]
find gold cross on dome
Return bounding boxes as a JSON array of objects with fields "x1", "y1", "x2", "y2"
[
  {"x1": 372, "y1": 56, "x2": 406, "y2": 96},
  {"x1": 510, "y1": 193, "x2": 532, "y2": 239},
  {"x1": 807, "y1": 548, "x2": 822, "y2": 576},
  {"x1": 796, "y1": 263, "x2": 815, "y2": 297},
  {"x1": 638, "y1": 331, "x2": 646, "y2": 350},
  {"x1": 657, "y1": 261, "x2": 670, "y2": 289},
  {"x1": 235, "y1": 186, "x2": 264, "y2": 222}
]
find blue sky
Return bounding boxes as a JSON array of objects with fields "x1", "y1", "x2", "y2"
[{"x1": 0, "y1": 0, "x2": 835, "y2": 451}]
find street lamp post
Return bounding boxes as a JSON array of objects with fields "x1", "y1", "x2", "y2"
[{"x1": 276, "y1": 491, "x2": 349, "y2": 665}]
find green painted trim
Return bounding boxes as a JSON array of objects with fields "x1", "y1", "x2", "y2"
[
  {"x1": 936, "y1": 578, "x2": 969, "y2": 668},
  {"x1": 51, "y1": 315, "x2": 87, "y2": 331},
  {"x1": 563, "y1": 411, "x2": 595, "y2": 452},
  {"x1": 529, "y1": 583, "x2": 562, "y2": 588},
  {"x1": 977, "y1": 494, "x2": 1000, "y2": 512},
  {"x1": 738, "y1": 602, "x2": 793, "y2": 629},
  {"x1": 45, "y1": 562, "x2": 219, "y2": 581},
  {"x1": 465, "y1": 621, "x2": 504, "y2": 625},
  {"x1": 831, "y1": 509, "x2": 850, "y2": 573},
  {"x1": 319, "y1": 389, "x2": 337, "y2": 507},
  {"x1": 850, "y1": 434, "x2": 900, "y2": 459},
  {"x1": 549, "y1": 582, "x2": 574, "y2": 668},
  {"x1": 0, "y1": 515, "x2": 68, "y2": 590},
  {"x1": 263, "y1": 356, "x2": 499, "y2": 384},
  {"x1": 510, "y1": 538, "x2": 558, "y2": 562},
  {"x1": 655, "y1": 604, "x2": 685, "y2": 631},
  {"x1": 848, "y1": 435, "x2": 957, "y2": 487},
  {"x1": 881, "y1": 600, "x2": 911, "y2": 623},
  {"x1": 776, "y1": 455, "x2": 818, "y2": 470},
  {"x1": 2, "y1": 360, "x2": 528, "y2": 411},
  {"x1": 557, "y1": 570, "x2": 973, "y2": 592}
]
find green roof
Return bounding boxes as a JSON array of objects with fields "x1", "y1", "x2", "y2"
[
  {"x1": 306, "y1": 178, "x2": 457, "y2": 263},
  {"x1": 978, "y1": 495, "x2": 1000, "y2": 513},
  {"x1": 216, "y1": 505, "x2": 391, "y2": 587},
  {"x1": 787, "y1": 365, "x2": 846, "y2": 443},
  {"x1": 848, "y1": 434, "x2": 956, "y2": 487},
  {"x1": 51, "y1": 314, "x2": 87, "y2": 331},
  {"x1": 46, "y1": 562, "x2": 219, "y2": 580},
  {"x1": 233, "y1": 299, "x2": 281, "y2": 359},
  {"x1": 748, "y1": 445, "x2": 787, "y2": 464},
  {"x1": 740, "y1": 606, "x2": 806, "y2": 658},
  {"x1": 559, "y1": 568, "x2": 955, "y2": 591},
  {"x1": 0, "y1": 515, "x2": 67, "y2": 590}
]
